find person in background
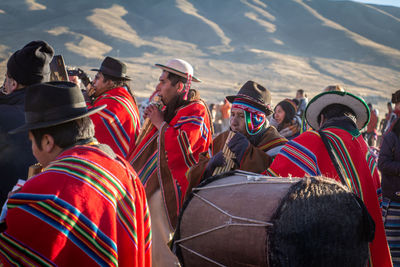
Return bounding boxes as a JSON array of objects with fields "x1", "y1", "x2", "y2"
[
  {"x1": 220, "y1": 98, "x2": 232, "y2": 132},
  {"x1": 209, "y1": 103, "x2": 221, "y2": 135},
  {"x1": 323, "y1": 84, "x2": 345, "y2": 92},
  {"x1": 186, "y1": 81, "x2": 287, "y2": 197},
  {"x1": 380, "y1": 102, "x2": 394, "y2": 135},
  {"x1": 129, "y1": 58, "x2": 212, "y2": 266},
  {"x1": 0, "y1": 81, "x2": 151, "y2": 266},
  {"x1": 265, "y1": 90, "x2": 392, "y2": 267},
  {"x1": 0, "y1": 40, "x2": 54, "y2": 206},
  {"x1": 379, "y1": 115, "x2": 400, "y2": 266},
  {"x1": 270, "y1": 98, "x2": 301, "y2": 140},
  {"x1": 88, "y1": 56, "x2": 140, "y2": 159},
  {"x1": 364, "y1": 103, "x2": 379, "y2": 147},
  {"x1": 384, "y1": 91, "x2": 400, "y2": 134},
  {"x1": 295, "y1": 89, "x2": 308, "y2": 118}
]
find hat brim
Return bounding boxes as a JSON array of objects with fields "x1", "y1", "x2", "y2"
[
  {"x1": 226, "y1": 95, "x2": 273, "y2": 116},
  {"x1": 90, "y1": 69, "x2": 131, "y2": 81},
  {"x1": 9, "y1": 105, "x2": 106, "y2": 134},
  {"x1": 155, "y1": 64, "x2": 201, "y2": 82},
  {"x1": 305, "y1": 91, "x2": 370, "y2": 130}
]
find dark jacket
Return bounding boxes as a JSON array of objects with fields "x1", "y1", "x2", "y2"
[
  {"x1": 378, "y1": 130, "x2": 400, "y2": 202},
  {"x1": 0, "y1": 88, "x2": 36, "y2": 205}
]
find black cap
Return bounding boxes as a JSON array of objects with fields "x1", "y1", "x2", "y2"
[{"x1": 7, "y1": 40, "x2": 54, "y2": 85}]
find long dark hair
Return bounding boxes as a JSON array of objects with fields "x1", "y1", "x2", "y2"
[{"x1": 275, "y1": 99, "x2": 296, "y2": 131}]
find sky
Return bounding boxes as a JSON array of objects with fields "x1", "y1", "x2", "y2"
[{"x1": 351, "y1": 0, "x2": 400, "y2": 7}]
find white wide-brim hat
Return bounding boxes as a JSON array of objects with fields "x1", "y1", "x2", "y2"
[
  {"x1": 305, "y1": 91, "x2": 370, "y2": 131},
  {"x1": 155, "y1": 58, "x2": 201, "y2": 82}
]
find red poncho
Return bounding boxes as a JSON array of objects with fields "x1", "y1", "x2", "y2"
[
  {"x1": 89, "y1": 87, "x2": 140, "y2": 159},
  {"x1": 129, "y1": 99, "x2": 212, "y2": 228},
  {"x1": 0, "y1": 145, "x2": 151, "y2": 266},
  {"x1": 266, "y1": 128, "x2": 392, "y2": 267}
]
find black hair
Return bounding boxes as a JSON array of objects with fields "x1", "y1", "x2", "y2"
[
  {"x1": 102, "y1": 73, "x2": 135, "y2": 99},
  {"x1": 166, "y1": 71, "x2": 187, "y2": 87},
  {"x1": 297, "y1": 89, "x2": 305, "y2": 97},
  {"x1": 292, "y1": 98, "x2": 300, "y2": 107},
  {"x1": 317, "y1": 104, "x2": 356, "y2": 126},
  {"x1": 268, "y1": 176, "x2": 372, "y2": 267},
  {"x1": 31, "y1": 116, "x2": 95, "y2": 150},
  {"x1": 275, "y1": 100, "x2": 296, "y2": 131}
]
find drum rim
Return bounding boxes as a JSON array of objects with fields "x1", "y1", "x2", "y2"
[{"x1": 171, "y1": 170, "x2": 300, "y2": 266}]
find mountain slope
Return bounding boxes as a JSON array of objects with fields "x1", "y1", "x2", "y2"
[{"x1": 0, "y1": 0, "x2": 398, "y2": 113}]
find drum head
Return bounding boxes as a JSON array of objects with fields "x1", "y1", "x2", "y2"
[{"x1": 173, "y1": 170, "x2": 299, "y2": 267}]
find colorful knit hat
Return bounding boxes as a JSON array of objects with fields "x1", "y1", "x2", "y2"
[{"x1": 228, "y1": 81, "x2": 273, "y2": 135}]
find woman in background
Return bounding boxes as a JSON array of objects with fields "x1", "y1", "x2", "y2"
[{"x1": 271, "y1": 98, "x2": 301, "y2": 140}]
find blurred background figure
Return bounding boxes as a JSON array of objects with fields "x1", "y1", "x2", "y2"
[
  {"x1": 209, "y1": 103, "x2": 222, "y2": 135},
  {"x1": 295, "y1": 89, "x2": 308, "y2": 118},
  {"x1": 270, "y1": 98, "x2": 301, "y2": 140},
  {"x1": 380, "y1": 102, "x2": 394, "y2": 135},
  {"x1": 363, "y1": 103, "x2": 379, "y2": 147},
  {"x1": 383, "y1": 91, "x2": 400, "y2": 134},
  {"x1": 323, "y1": 84, "x2": 345, "y2": 92},
  {"x1": 219, "y1": 98, "x2": 231, "y2": 132}
]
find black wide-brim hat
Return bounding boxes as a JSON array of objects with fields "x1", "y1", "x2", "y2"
[
  {"x1": 91, "y1": 56, "x2": 131, "y2": 81},
  {"x1": 9, "y1": 81, "x2": 106, "y2": 134},
  {"x1": 305, "y1": 91, "x2": 370, "y2": 131},
  {"x1": 226, "y1": 80, "x2": 273, "y2": 116}
]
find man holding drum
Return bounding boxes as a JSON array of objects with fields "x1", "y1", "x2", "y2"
[
  {"x1": 186, "y1": 80, "x2": 287, "y2": 196},
  {"x1": 266, "y1": 90, "x2": 392, "y2": 266}
]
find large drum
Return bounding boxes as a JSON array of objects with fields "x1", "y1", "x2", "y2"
[{"x1": 173, "y1": 170, "x2": 373, "y2": 267}]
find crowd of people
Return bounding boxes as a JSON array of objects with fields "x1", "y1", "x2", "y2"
[{"x1": 0, "y1": 40, "x2": 398, "y2": 266}]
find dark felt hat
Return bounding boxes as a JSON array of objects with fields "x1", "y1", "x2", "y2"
[
  {"x1": 91, "y1": 56, "x2": 131, "y2": 80},
  {"x1": 9, "y1": 81, "x2": 105, "y2": 134},
  {"x1": 226, "y1": 81, "x2": 273, "y2": 115},
  {"x1": 7, "y1": 40, "x2": 54, "y2": 85}
]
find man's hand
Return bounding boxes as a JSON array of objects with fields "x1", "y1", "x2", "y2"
[
  {"x1": 143, "y1": 104, "x2": 164, "y2": 130},
  {"x1": 204, "y1": 151, "x2": 226, "y2": 179},
  {"x1": 227, "y1": 132, "x2": 250, "y2": 166}
]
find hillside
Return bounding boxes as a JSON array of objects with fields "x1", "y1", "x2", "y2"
[{"x1": 0, "y1": 0, "x2": 399, "y2": 116}]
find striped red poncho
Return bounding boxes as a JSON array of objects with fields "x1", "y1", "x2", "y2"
[
  {"x1": 0, "y1": 145, "x2": 151, "y2": 266},
  {"x1": 266, "y1": 127, "x2": 392, "y2": 267},
  {"x1": 89, "y1": 86, "x2": 140, "y2": 159},
  {"x1": 129, "y1": 98, "x2": 212, "y2": 228}
]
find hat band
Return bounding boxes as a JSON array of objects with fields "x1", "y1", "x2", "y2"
[
  {"x1": 25, "y1": 102, "x2": 88, "y2": 124},
  {"x1": 232, "y1": 99, "x2": 265, "y2": 116},
  {"x1": 100, "y1": 65, "x2": 126, "y2": 78}
]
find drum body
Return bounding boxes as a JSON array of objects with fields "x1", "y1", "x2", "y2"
[{"x1": 174, "y1": 171, "x2": 300, "y2": 267}]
